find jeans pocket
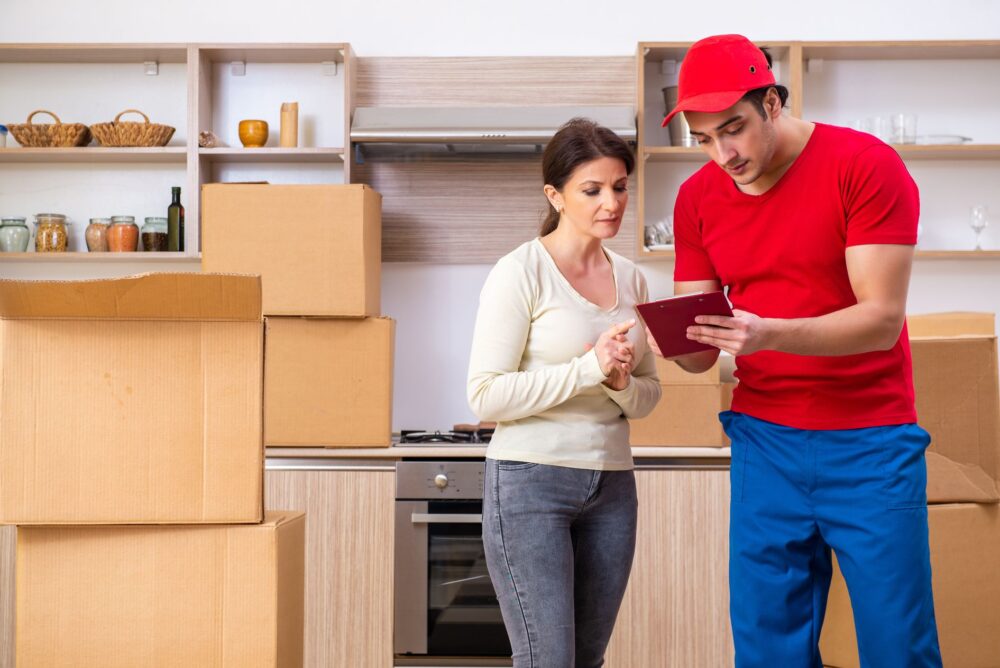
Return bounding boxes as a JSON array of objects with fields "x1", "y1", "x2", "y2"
[
  {"x1": 880, "y1": 424, "x2": 930, "y2": 510},
  {"x1": 496, "y1": 460, "x2": 540, "y2": 471},
  {"x1": 720, "y1": 411, "x2": 747, "y2": 504}
]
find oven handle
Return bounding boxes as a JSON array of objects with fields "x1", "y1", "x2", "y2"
[{"x1": 411, "y1": 513, "x2": 483, "y2": 524}]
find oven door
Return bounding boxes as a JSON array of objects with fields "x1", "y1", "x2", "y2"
[{"x1": 395, "y1": 500, "x2": 512, "y2": 660}]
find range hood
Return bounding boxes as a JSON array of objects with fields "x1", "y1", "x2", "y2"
[{"x1": 350, "y1": 106, "x2": 636, "y2": 160}]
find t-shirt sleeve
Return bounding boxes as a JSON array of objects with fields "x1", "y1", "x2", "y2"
[
  {"x1": 673, "y1": 178, "x2": 720, "y2": 282},
  {"x1": 844, "y1": 144, "x2": 919, "y2": 247}
]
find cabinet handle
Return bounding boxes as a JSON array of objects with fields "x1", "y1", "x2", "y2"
[{"x1": 411, "y1": 513, "x2": 483, "y2": 525}]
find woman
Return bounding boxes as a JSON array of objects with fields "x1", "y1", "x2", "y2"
[{"x1": 467, "y1": 118, "x2": 661, "y2": 667}]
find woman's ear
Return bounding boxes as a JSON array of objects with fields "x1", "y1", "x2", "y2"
[{"x1": 543, "y1": 184, "x2": 561, "y2": 211}]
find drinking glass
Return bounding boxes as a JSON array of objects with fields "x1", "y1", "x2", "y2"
[{"x1": 970, "y1": 205, "x2": 988, "y2": 250}]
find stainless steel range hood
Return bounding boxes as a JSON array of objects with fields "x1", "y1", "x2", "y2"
[{"x1": 350, "y1": 106, "x2": 636, "y2": 161}]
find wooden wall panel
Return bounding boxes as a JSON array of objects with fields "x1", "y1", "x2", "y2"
[
  {"x1": 352, "y1": 56, "x2": 638, "y2": 263},
  {"x1": 355, "y1": 159, "x2": 636, "y2": 263}
]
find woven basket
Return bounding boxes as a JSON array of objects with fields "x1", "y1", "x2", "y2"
[
  {"x1": 7, "y1": 110, "x2": 91, "y2": 147},
  {"x1": 90, "y1": 109, "x2": 175, "y2": 147}
]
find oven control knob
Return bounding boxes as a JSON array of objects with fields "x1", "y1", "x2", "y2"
[{"x1": 434, "y1": 474, "x2": 449, "y2": 489}]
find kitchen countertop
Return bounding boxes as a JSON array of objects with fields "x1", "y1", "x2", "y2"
[{"x1": 265, "y1": 445, "x2": 731, "y2": 460}]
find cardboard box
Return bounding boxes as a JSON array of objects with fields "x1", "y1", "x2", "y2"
[
  {"x1": 821, "y1": 312, "x2": 1000, "y2": 666},
  {"x1": 16, "y1": 511, "x2": 305, "y2": 668},
  {"x1": 821, "y1": 504, "x2": 1000, "y2": 668},
  {"x1": 0, "y1": 273, "x2": 264, "y2": 525},
  {"x1": 201, "y1": 184, "x2": 382, "y2": 317},
  {"x1": 265, "y1": 316, "x2": 394, "y2": 447},
  {"x1": 652, "y1": 355, "x2": 723, "y2": 385},
  {"x1": 629, "y1": 382, "x2": 735, "y2": 447}
]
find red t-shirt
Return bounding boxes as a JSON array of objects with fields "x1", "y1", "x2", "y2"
[{"x1": 674, "y1": 123, "x2": 919, "y2": 430}]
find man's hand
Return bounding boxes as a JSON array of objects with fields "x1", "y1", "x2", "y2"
[{"x1": 687, "y1": 309, "x2": 771, "y2": 356}]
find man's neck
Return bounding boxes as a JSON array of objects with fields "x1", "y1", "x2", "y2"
[{"x1": 741, "y1": 117, "x2": 815, "y2": 196}]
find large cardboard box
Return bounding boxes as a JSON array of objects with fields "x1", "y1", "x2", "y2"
[
  {"x1": 201, "y1": 183, "x2": 382, "y2": 317},
  {"x1": 0, "y1": 273, "x2": 264, "y2": 525},
  {"x1": 821, "y1": 312, "x2": 1000, "y2": 667},
  {"x1": 265, "y1": 316, "x2": 394, "y2": 447},
  {"x1": 821, "y1": 505, "x2": 1000, "y2": 668},
  {"x1": 16, "y1": 511, "x2": 305, "y2": 668},
  {"x1": 629, "y1": 381, "x2": 735, "y2": 447}
]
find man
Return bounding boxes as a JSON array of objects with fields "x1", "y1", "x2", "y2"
[{"x1": 649, "y1": 34, "x2": 943, "y2": 667}]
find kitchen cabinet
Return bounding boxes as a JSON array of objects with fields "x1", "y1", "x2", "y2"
[
  {"x1": 264, "y1": 459, "x2": 395, "y2": 668},
  {"x1": 0, "y1": 525, "x2": 12, "y2": 668},
  {"x1": 605, "y1": 466, "x2": 734, "y2": 668},
  {"x1": 0, "y1": 43, "x2": 353, "y2": 267},
  {"x1": 635, "y1": 40, "x2": 1000, "y2": 262}
]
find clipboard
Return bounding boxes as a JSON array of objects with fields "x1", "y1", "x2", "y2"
[{"x1": 635, "y1": 291, "x2": 734, "y2": 358}]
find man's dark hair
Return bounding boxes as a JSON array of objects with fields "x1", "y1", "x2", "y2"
[{"x1": 741, "y1": 48, "x2": 790, "y2": 119}]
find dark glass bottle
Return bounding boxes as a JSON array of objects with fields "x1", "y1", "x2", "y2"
[{"x1": 167, "y1": 186, "x2": 185, "y2": 252}]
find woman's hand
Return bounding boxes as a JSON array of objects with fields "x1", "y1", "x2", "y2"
[{"x1": 588, "y1": 320, "x2": 636, "y2": 390}]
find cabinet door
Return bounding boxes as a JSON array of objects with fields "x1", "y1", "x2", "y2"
[
  {"x1": 265, "y1": 463, "x2": 394, "y2": 668},
  {"x1": 0, "y1": 525, "x2": 13, "y2": 668},
  {"x1": 605, "y1": 468, "x2": 733, "y2": 668}
]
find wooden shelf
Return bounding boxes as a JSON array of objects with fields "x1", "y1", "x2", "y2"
[
  {"x1": 642, "y1": 41, "x2": 793, "y2": 62},
  {"x1": 639, "y1": 248, "x2": 675, "y2": 261},
  {"x1": 915, "y1": 250, "x2": 1000, "y2": 259},
  {"x1": 0, "y1": 147, "x2": 188, "y2": 164},
  {"x1": 894, "y1": 144, "x2": 1000, "y2": 160},
  {"x1": 197, "y1": 44, "x2": 347, "y2": 63},
  {"x1": 0, "y1": 44, "x2": 188, "y2": 63},
  {"x1": 198, "y1": 147, "x2": 345, "y2": 163},
  {"x1": 0, "y1": 252, "x2": 201, "y2": 262},
  {"x1": 644, "y1": 146, "x2": 706, "y2": 162},
  {"x1": 801, "y1": 41, "x2": 1000, "y2": 60}
]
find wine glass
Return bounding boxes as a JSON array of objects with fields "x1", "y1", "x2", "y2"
[{"x1": 970, "y1": 205, "x2": 988, "y2": 251}]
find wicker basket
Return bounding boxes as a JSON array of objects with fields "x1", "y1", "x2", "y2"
[
  {"x1": 90, "y1": 109, "x2": 175, "y2": 147},
  {"x1": 7, "y1": 110, "x2": 91, "y2": 147}
]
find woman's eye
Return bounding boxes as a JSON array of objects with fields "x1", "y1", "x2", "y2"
[
  {"x1": 584, "y1": 189, "x2": 599, "y2": 196},
  {"x1": 614, "y1": 186, "x2": 628, "y2": 193}
]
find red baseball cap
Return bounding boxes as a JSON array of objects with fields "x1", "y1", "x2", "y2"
[{"x1": 662, "y1": 34, "x2": 775, "y2": 127}]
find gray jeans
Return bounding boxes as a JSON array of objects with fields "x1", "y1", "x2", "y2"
[{"x1": 482, "y1": 458, "x2": 638, "y2": 668}]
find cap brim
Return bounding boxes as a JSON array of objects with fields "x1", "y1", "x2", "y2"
[{"x1": 661, "y1": 89, "x2": 750, "y2": 127}]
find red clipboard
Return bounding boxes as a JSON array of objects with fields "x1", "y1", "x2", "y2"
[{"x1": 636, "y1": 291, "x2": 734, "y2": 358}]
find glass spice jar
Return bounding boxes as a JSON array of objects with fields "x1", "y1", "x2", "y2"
[
  {"x1": 141, "y1": 217, "x2": 169, "y2": 252},
  {"x1": 85, "y1": 217, "x2": 111, "y2": 252},
  {"x1": 107, "y1": 216, "x2": 139, "y2": 252},
  {"x1": 0, "y1": 217, "x2": 31, "y2": 252},
  {"x1": 34, "y1": 213, "x2": 69, "y2": 252}
]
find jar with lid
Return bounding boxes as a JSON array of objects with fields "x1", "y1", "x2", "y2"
[
  {"x1": 107, "y1": 216, "x2": 139, "y2": 252},
  {"x1": 85, "y1": 218, "x2": 110, "y2": 252},
  {"x1": 34, "y1": 213, "x2": 69, "y2": 252},
  {"x1": 0, "y1": 217, "x2": 30, "y2": 252},
  {"x1": 141, "y1": 217, "x2": 169, "y2": 252}
]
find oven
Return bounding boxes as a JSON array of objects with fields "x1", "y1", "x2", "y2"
[{"x1": 394, "y1": 460, "x2": 512, "y2": 667}]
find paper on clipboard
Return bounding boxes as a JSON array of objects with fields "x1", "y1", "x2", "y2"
[{"x1": 635, "y1": 291, "x2": 734, "y2": 358}]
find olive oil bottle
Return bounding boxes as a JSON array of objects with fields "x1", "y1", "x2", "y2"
[{"x1": 167, "y1": 186, "x2": 184, "y2": 252}]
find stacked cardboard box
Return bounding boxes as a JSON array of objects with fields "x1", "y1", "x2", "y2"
[
  {"x1": 820, "y1": 312, "x2": 1000, "y2": 667},
  {"x1": 202, "y1": 184, "x2": 394, "y2": 447},
  {"x1": 0, "y1": 273, "x2": 305, "y2": 667},
  {"x1": 629, "y1": 355, "x2": 736, "y2": 447}
]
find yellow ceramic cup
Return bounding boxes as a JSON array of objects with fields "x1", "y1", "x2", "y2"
[{"x1": 238, "y1": 119, "x2": 269, "y2": 148}]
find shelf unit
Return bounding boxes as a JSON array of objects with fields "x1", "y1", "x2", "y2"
[
  {"x1": 635, "y1": 40, "x2": 1000, "y2": 262},
  {"x1": 0, "y1": 43, "x2": 354, "y2": 263}
]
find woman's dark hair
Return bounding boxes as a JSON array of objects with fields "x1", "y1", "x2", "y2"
[
  {"x1": 741, "y1": 48, "x2": 790, "y2": 119},
  {"x1": 540, "y1": 118, "x2": 635, "y2": 236}
]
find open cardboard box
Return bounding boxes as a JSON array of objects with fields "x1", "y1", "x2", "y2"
[{"x1": 821, "y1": 312, "x2": 1000, "y2": 667}]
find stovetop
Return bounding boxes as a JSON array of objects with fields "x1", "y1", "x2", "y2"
[{"x1": 399, "y1": 427, "x2": 494, "y2": 445}]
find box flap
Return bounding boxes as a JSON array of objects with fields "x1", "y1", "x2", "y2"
[
  {"x1": 926, "y1": 451, "x2": 1000, "y2": 504},
  {"x1": 0, "y1": 273, "x2": 261, "y2": 321},
  {"x1": 908, "y1": 312, "x2": 995, "y2": 338}
]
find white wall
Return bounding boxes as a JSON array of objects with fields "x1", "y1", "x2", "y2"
[{"x1": 3, "y1": 1, "x2": 1000, "y2": 431}]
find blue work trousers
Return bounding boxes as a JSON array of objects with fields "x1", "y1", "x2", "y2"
[{"x1": 721, "y1": 410, "x2": 942, "y2": 668}]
